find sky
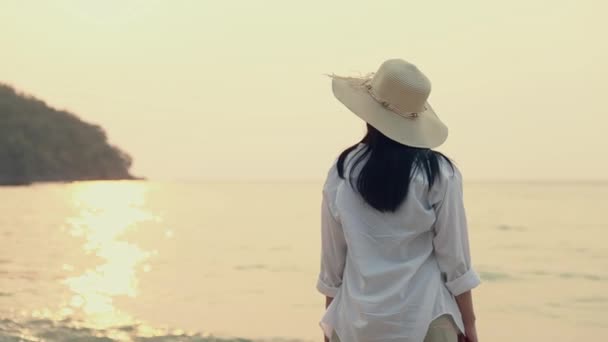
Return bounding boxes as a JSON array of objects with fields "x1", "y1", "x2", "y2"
[{"x1": 1, "y1": 0, "x2": 606, "y2": 181}]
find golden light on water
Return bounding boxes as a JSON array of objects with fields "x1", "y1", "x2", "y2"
[{"x1": 62, "y1": 181, "x2": 157, "y2": 328}]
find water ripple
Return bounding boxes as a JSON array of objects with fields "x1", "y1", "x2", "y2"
[{"x1": 0, "y1": 318, "x2": 306, "y2": 342}]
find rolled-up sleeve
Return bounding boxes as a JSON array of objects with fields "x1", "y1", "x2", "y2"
[
  {"x1": 316, "y1": 189, "x2": 347, "y2": 297},
  {"x1": 432, "y1": 168, "x2": 481, "y2": 296}
]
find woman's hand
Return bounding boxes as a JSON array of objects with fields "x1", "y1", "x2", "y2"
[
  {"x1": 323, "y1": 296, "x2": 334, "y2": 342},
  {"x1": 461, "y1": 322, "x2": 478, "y2": 342}
]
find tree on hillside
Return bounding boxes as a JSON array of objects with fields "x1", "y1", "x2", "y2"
[{"x1": 0, "y1": 83, "x2": 136, "y2": 185}]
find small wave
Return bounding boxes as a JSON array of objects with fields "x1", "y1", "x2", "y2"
[
  {"x1": 478, "y1": 271, "x2": 513, "y2": 281},
  {"x1": 526, "y1": 270, "x2": 606, "y2": 281},
  {"x1": 496, "y1": 224, "x2": 526, "y2": 232},
  {"x1": 0, "y1": 318, "x2": 305, "y2": 342},
  {"x1": 233, "y1": 264, "x2": 267, "y2": 271}
]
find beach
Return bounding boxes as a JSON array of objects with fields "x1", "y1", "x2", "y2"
[{"x1": 1, "y1": 180, "x2": 607, "y2": 341}]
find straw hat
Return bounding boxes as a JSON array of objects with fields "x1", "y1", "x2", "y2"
[{"x1": 330, "y1": 59, "x2": 448, "y2": 148}]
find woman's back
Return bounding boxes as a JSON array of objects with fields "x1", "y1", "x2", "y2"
[{"x1": 317, "y1": 143, "x2": 480, "y2": 342}]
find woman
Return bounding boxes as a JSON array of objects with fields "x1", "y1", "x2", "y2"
[{"x1": 317, "y1": 59, "x2": 481, "y2": 342}]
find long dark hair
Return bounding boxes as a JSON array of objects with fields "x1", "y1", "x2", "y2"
[{"x1": 337, "y1": 123, "x2": 454, "y2": 213}]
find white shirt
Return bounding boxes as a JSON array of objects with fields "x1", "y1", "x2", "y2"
[{"x1": 316, "y1": 143, "x2": 481, "y2": 342}]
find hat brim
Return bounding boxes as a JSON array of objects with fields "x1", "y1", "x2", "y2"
[{"x1": 332, "y1": 76, "x2": 448, "y2": 148}]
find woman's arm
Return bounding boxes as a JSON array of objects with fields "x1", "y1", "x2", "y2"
[
  {"x1": 455, "y1": 290, "x2": 476, "y2": 326},
  {"x1": 316, "y1": 189, "x2": 347, "y2": 297},
  {"x1": 432, "y1": 167, "x2": 481, "y2": 341},
  {"x1": 455, "y1": 290, "x2": 478, "y2": 342},
  {"x1": 432, "y1": 168, "x2": 481, "y2": 296},
  {"x1": 324, "y1": 296, "x2": 334, "y2": 342},
  {"x1": 317, "y1": 187, "x2": 346, "y2": 342}
]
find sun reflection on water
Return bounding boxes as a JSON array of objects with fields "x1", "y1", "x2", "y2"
[{"x1": 62, "y1": 181, "x2": 157, "y2": 329}]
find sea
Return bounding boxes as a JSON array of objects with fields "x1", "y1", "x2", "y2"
[{"x1": 0, "y1": 180, "x2": 607, "y2": 342}]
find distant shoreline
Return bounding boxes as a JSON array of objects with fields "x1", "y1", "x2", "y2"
[
  {"x1": 0, "y1": 83, "x2": 139, "y2": 185},
  {"x1": 0, "y1": 176, "x2": 147, "y2": 187}
]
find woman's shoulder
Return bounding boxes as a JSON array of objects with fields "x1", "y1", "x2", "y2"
[
  {"x1": 323, "y1": 143, "x2": 366, "y2": 186},
  {"x1": 411, "y1": 152, "x2": 461, "y2": 182},
  {"x1": 428, "y1": 155, "x2": 463, "y2": 205},
  {"x1": 437, "y1": 155, "x2": 462, "y2": 181},
  {"x1": 321, "y1": 154, "x2": 346, "y2": 219},
  {"x1": 322, "y1": 155, "x2": 342, "y2": 194}
]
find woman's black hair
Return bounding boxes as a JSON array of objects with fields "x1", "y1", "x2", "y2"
[{"x1": 336, "y1": 123, "x2": 455, "y2": 213}]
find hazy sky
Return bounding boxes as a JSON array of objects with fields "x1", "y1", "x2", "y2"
[{"x1": 1, "y1": 0, "x2": 606, "y2": 181}]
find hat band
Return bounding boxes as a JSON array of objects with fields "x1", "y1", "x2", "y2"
[{"x1": 363, "y1": 81, "x2": 422, "y2": 120}]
